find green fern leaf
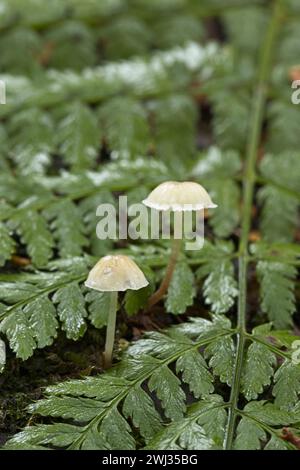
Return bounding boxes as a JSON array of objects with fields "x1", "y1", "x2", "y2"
[
  {"x1": 0, "y1": 222, "x2": 15, "y2": 266},
  {"x1": 29, "y1": 396, "x2": 105, "y2": 422},
  {"x1": 44, "y1": 21, "x2": 96, "y2": 71},
  {"x1": 85, "y1": 290, "x2": 111, "y2": 329},
  {"x1": 0, "y1": 295, "x2": 58, "y2": 359},
  {"x1": 242, "y1": 325, "x2": 277, "y2": 400},
  {"x1": 6, "y1": 423, "x2": 83, "y2": 448},
  {"x1": 123, "y1": 385, "x2": 162, "y2": 442},
  {"x1": 196, "y1": 241, "x2": 238, "y2": 314},
  {"x1": 166, "y1": 261, "x2": 195, "y2": 314},
  {"x1": 257, "y1": 261, "x2": 297, "y2": 328},
  {"x1": 0, "y1": 308, "x2": 36, "y2": 360},
  {"x1": 176, "y1": 349, "x2": 214, "y2": 398},
  {"x1": 45, "y1": 200, "x2": 88, "y2": 257},
  {"x1": 205, "y1": 335, "x2": 235, "y2": 386},
  {"x1": 235, "y1": 401, "x2": 299, "y2": 449},
  {"x1": 23, "y1": 296, "x2": 58, "y2": 348},
  {"x1": 234, "y1": 417, "x2": 266, "y2": 450},
  {"x1": 56, "y1": 101, "x2": 100, "y2": 170},
  {"x1": 12, "y1": 210, "x2": 54, "y2": 267},
  {"x1": 153, "y1": 94, "x2": 197, "y2": 170},
  {"x1": 124, "y1": 285, "x2": 153, "y2": 316},
  {"x1": 273, "y1": 361, "x2": 300, "y2": 410},
  {"x1": 99, "y1": 96, "x2": 150, "y2": 158},
  {"x1": 266, "y1": 102, "x2": 300, "y2": 152},
  {"x1": 101, "y1": 408, "x2": 136, "y2": 450},
  {"x1": 53, "y1": 282, "x2": 87, "y2": 340},
  {"x1": 79, "y1": 192, "x2": 115, "y2": 256},
  {"x1": 208, "y1": 179, "x2": 240, "y2": 238},
  {"x1": 0, "y1": 27, "x2": 41, "y2": 75},
  {"x1": 192, "y1": 147, "x2": 242, "y2": 180},
  {"x1": 148, "y1": 364, "x2": 186, "y2": 420},
  {"x1": 258, "y1": 186, "x2": 299, "y2": 243},
  {"x1": 146, "y1": 396, "x2": 226, "y2": 450}
]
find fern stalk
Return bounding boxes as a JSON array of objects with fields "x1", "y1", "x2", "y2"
[
  {"x1": 224, "y1": 0, "x2": 284, "y2": 449},
  {"x1": 104, "y1": 291, "x2": 118, "y2": 369}
]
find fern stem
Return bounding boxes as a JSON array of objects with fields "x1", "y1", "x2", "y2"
[
  {"x1": 224, "y1": 0, "x2": 283, "y2": 450},
  {"x1": 147, "y1": 238, "x2": 182, "y2": 309},
  {"x1": 103, "y1": 291, "x2": 118, "y2": 369}
]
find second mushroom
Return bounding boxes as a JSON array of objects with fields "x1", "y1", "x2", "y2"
[
  {"x1": 143, "y1": 181, "x2": 217, "y2": 309},
  {"x1": 85, "y1": 254, "x2": 148, "y2": 368}
]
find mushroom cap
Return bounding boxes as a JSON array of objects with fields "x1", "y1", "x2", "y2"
[
  {"x1": 142, "y1": 181, "x2": 217, "y2": 211},
  {"x1": 85, "y1": 255, "x2": 149, "y2": 292}
]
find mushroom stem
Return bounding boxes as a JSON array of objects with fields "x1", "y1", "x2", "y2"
[
  {"x1": 103, "y1": 291, "x2": 118, "y2": 368},
  {"x1": 148, "y1": 238, "x2": 182, "y2": 309}
]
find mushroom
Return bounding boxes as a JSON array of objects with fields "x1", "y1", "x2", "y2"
[
  {"x1": 142, "y1": 181, "x2": 217, "y2": 309},
  {"x1": 85, "y1": 254, "x2": 148, "y2": 368}
]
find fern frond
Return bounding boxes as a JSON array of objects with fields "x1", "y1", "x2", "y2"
[
  {"x1": 166, "y1": 261, "x2": 196, "y2": 314},
  {"x1": 223, "y1": 6, "x2": 268, "y2": 55},
  {"x1": 196, "y1": 241, "x2": 238, "y2": 314},
  {"x1": 0, "y1": 27, "x2": 41, "y2": 75},
  {"x1": 53, "y1": 283, "x2": 88, "y2": 340},
  {"x1": 257, "y1": 261, "x2": 297, "y2": 328},
  {"x1": 242, "y1": 324, "x2": 277, "y2": 400},
  {"x1": 1, "y1": 42, "x2": 225, "y2": 114},
  {"x1": 56, "y1": 101, "x2": 100, "y2": 170},
  {"x1": 6, "y1": 317, "x2": 300, "y2": 450},
  {"x1": 100, "y1": 16, "x2": 152, "y2": 60},
  {"x1": 258, "y1": 152, "x2": 300, "y2": 242},
  {"x1": 152, "y1": 94, "x2": 197, "y2": 169},
  {"x1": 0, "y1": 222, "x2": 15, "y2": 266},
  {"x1": 44, "y1": 200, "x2": 88, "y2": 258},
  {"x1": 266, "y1": 101, "x2": 300, "y2": 153},
  {"x1": 0, "y1": 259, "x2": 89, "y2": 360},
  {"x1": 99, "y1": 96, "x2": 150, "y2": 158},
  {"x1": 4, "y1": 316, "x2": 233, "y2": 449},
  {"x1": 44, "y1": 21, "x2": 96, "y2": 70},
  {"x1": 10, "y1": 210, "x2": 54, "y2": 267}
]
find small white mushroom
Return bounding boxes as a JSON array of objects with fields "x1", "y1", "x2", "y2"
[
  {"x1": 85, "y1": 255, "x2": 148, "y2": 368},
  {"x1": 142, "y1": 181, "x2": 217, "y2": 309},
  {"x1": 85, "y1": 254, "x2": 148, "y2": 292},
  {"x1": 143, "y1": 181, "x2": 217, "y2": 211}
]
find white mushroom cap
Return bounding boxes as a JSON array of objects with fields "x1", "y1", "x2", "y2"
[
  {"x1": 142, "y1": 181, "x2": 217, "y2": 211},
  {"x1": 85, "y1": 255, "x2": 149, "y2": 292}
]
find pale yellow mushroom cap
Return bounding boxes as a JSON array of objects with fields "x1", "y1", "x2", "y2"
[
  {"x1": 85, "y1": 255, "x2": 149, "y2": 292},
  {"x1": 142, "y1": 181, "x2": 217, "y2": 211}
]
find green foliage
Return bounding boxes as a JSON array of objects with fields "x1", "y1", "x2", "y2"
[
  {"x1": 257, "y1": 261, "x2": 297, "y2": 328},
  {"x1": 0, "y1": 0, "x2": 300, "y2": 452},
  {"x1": 53, "y1": 283, "x2": 88, "y2": 340},
  {"x1": 0, "y1": 27, "x2": 42, "y2": 75},
  {"x1": 11, "y1": 210, "x2": 54, "y2": 267},
  {"x1": 5, "y1": 317, "x2": 300, "y2": 450},
  {"x1": 192, "y1": 147, "x2": 242, "y2": 237},
  {"x1": 44, "y1": 200, "x2": 88, "y2": 258},
  {"x1": 0, "y1": 223, "x2": 15, "y2": 266},
  {"x1": 99, "y1": 96, "x2": 150, "y2": 158},
  {"x1": 56, "y1": 102, "x2": 100, "y2": 170},
  {"x1": 196, "y1": 241, "x2": 238, "y2": 314},
  {"x1": 166, "y1": 261, "x2": 196, "y2": 314},
  {"x1": 44, "y1": 21, "x2": 97, "y2": 70},
  {"x1": 0, "y1": 261, "x2": 88, "y2": 359},
  {"x1": 242, "y1": 325, "x2": 277, "y2": 400},
  {"x1": 258, "y1": 152, "x2": 300, "y2": 242}
]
